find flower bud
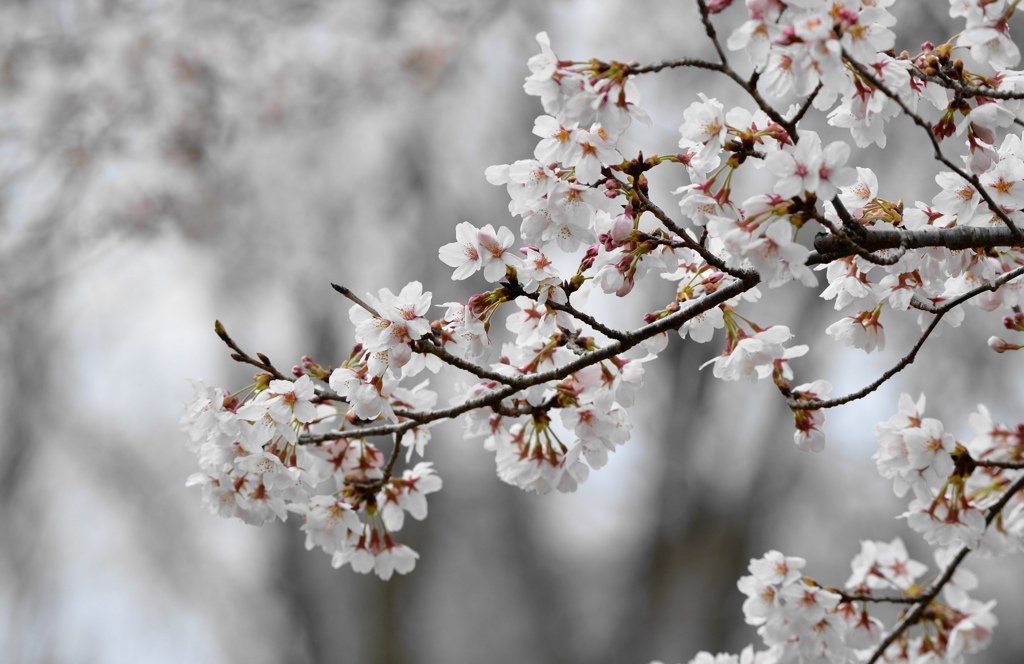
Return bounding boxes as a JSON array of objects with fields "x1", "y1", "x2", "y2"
[{"x1": 988, "y1": 336, "x2": 1012, "y2": 353}]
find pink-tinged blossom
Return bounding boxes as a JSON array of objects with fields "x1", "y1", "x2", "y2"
[
  {"x1": 821, "y1": 257, "x2": 878, "y2": 311},
  {"x1": 290, "y1": 495, "x2": 362, "y2": 554},
  {"x1": 790, "y1": 379, "x2": 830, "y2": 452},
  {"x1": 523, "y1": 32, "x2": 560, "y2": 113},
  {"x1": 838, "y1": 167, "x2": 878, "y2": 218},
  {"x1": 825, "y1": 309, "x2": 885, "y2": 353},
  {"x1": 903, "y1": 496, "x2": 987, "y2": 549},
  {"x1": 727, "y1": 1, "x2": 782, "y2": 68},
  {"x1": 379, "y1": 462, "x2": 443, "y2": 531},
  {"x1": 980, "y1": 157, "x2": 1024, "y2": 210},
  {"x1": 678, "y1": 305, "x2": 725, "y2": 343},
  {"x1": 947, "y1": 598, "x2": 999, "y2": 659},
  {"x1": 236, "y1": 400, "x2": 298, "y2": 446},
  {"x1": 517, "y1": 247, "x2": 564, "y2": 302},
  {"x1": 766, "y1": 131, "x2": 825, "y2": 198},
  {"x1": 679, "y1": 94, "x2": 728, "y2": 173},
  {"x1": 845, "y1": 538, "x2": 927, "y2": 591},
  {"x1": 476, "y1": 224, "x2": 522, "y2": 282},
  {"x1": 440, "y1": 301, "x2": 491, "y2": 363},
  {"x1": 749, "y1": 549, "x2": 805, "y2": 586},
  {"x1": 873, "y1": 393, "x2": 955, "y2": 501},
  {"x1": 593, "y1": 76, "x2": 652, "y2": 138},
  {"x1": 567, "y1": 124, "x2": 622, "y2": 185},
  {"x1": 840, "y1": 6, "x2": 897, "y2": 62},
  {"x1": 741, "y1": 219, "x2": 817, "y2": 288},
  {"x1": 961, "y1": 22, "x2": 1020, "y2": 70},
  {"x1": 438, "y1": 221, "x2": 482, "y2": 280},
  {"x1": 933, "y1": 172, "x2": 982, "y2": 225},
  {"x1": 485, "y1": 160, "x2": 558, "y2": 217},
  {"x1": 702, "y1": 325, "x2": 799, "y2": 382},
  {"x1": 677, "y1": 189, "x2": 728, "y2": 227},
  {"x1": 544, "y1": 181, "x2": 605, "y2": 251},
  {"x1": 828, "y1": 85, "x2": 898, "y2": 149},
  {"x1": 532, "y1": 114, "x2": 577, "y2": 164},
  {"x1": 686, "y1": 653, "x2": 739, "y2": 664},
  {"x1": 761, "y1": 47, "x2": 820, "y2": 99},
  {"x1": 505, "y1": 295, "x2": 561, "y2": 345},
  {"x1": 336, "y1": 533, "x2": 419, "y2": 581},
  {"x1": 328, "y1": 367, "x2": 396, "y2": 422},
  {"x1": 259, "y1": 376, "x2": 318, "y2": 426}
]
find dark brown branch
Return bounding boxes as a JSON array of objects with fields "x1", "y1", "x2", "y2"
[
  {"x1": 627, "y1": 0, "x2": 794, "y2": 136},
  {"x1": 346, "y1": 431, "x2": 407, "y2": 498},
  {"x1": 970, "y1": 459, "x2": 1024, "y2": 470},
  {"x1": 807, "y1": 200, "x2": 908, "y2": 266},
  {"x1": 627, "y1": 57, "x2": 725, "y2": 75},
  {"x1": 810, "y1": 225, "x2": 1024, "y2": 264},
  {"x1": 696, "y1": 0, "x2": 729, "y2": 69},
  {"x1": 413, "y1": 337, "x2": 517, "y2": 384},
  {"x1": 836, "y1": 591, "x2": 920, "y2": 604},
  {"x1": 301, "y1": 273, "x2": 760, "y2": 444}
]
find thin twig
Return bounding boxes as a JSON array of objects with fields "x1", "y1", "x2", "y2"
[
  {"x1": 502, "y1": 278, "x2": 630, "y2": 342},
  {"x1": 413, "y1": 337, "x2": 518, "y2": 385},
  {"x1": 696, "y1": 0, "x2": 729, "y2": 68},
  {"x1": 331, "y1": 283, "x2": 381, "y2": 318},
  {"x1": 214, "y1": 320, "x2": 289, "y2": 381},
  {"x1": 836, "y1": 591, "x2": 920, "y2": 604},
  {"x1": 626, "y1": 0, "x2": 794, "y2": 136},
  {"x1": 909, "y1": 68, "x2": 1024, "y2": 101},
  {"x1": 788, "y1": 83, "x2": 822, "y2": 127},
  {"x1": 790, "y1": 264, "x2": 1024, "y2": 410},
  {"x1": 969, "y1": 459, "x2": 1024, "y2": 470},
  {"x1": 632, "y1": 186, "x2": 755, "y2": 280},
  {"x1": 627, "y1": 57, "x2": 725, "y2": 75}
]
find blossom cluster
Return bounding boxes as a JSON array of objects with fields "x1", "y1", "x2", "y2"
[
  {"x1": 679, "y1": 540, "x2": 997, "y2": 664},
  {"x1": 875, "y1": 395, "x2": 1024, "y2": 556},
  {"x1": 180, "y1": 374, "x2": 441, "y2": 579},
  {"x1": 180, "y1": 0, "x2": 1024, "y2": 661}
]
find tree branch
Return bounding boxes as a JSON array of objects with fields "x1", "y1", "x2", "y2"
[
  {"x1": 301, "y1": 272, "x2": 760, "y2": 443},
  {"x1": 790, "y1": 265, "x2": 1024, "y2": 410},
  {"x1": 809, "y1": 225, "x2": 1024, "y2": 264}
]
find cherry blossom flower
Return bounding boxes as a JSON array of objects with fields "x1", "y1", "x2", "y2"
[
  {"x1": 702, "y1": 325, "x2": 801, "y2": 382},
  {"x1": 438, "y1": 221, "x2": 483, "y2": 280},
  {"x1": 476, "y1": 224, "x2": 522, "y2": 282}
]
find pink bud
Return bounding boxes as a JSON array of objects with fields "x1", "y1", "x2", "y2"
[
  {"x1": 611, "y1": 214, "x2": 633, "y2": 242},
  {"x1": 989, "y1": 336, "x2": 1011, "y2": 353}
]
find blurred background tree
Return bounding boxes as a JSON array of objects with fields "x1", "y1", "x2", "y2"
[{"x1": 1, "y1": 1, "x2": 1022, "y2": 663}]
